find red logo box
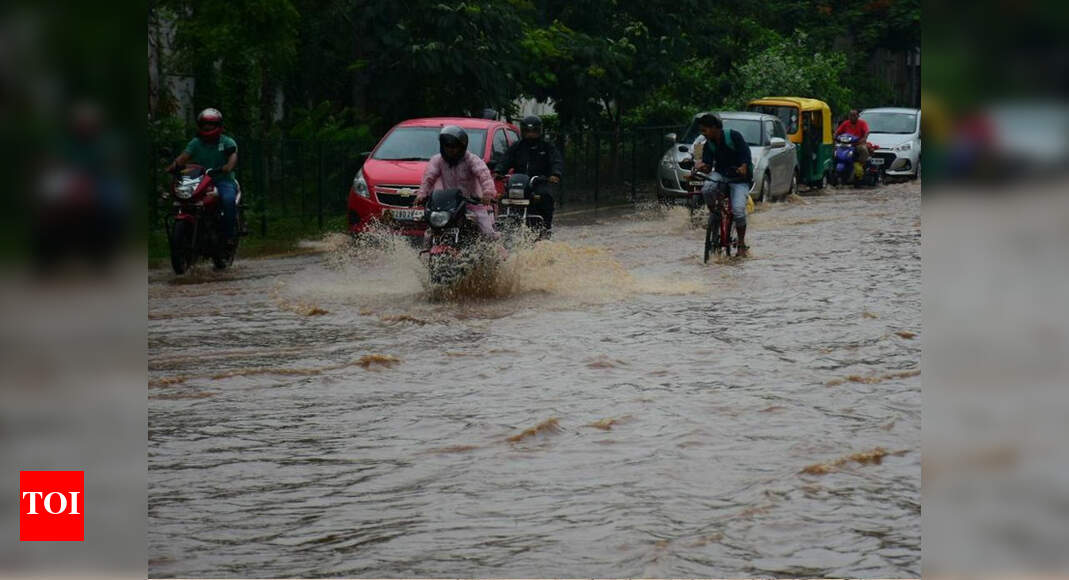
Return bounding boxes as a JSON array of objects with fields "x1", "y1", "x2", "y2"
[{"x1": 19, "y1": 471, "x2": 83, "y2": 541}]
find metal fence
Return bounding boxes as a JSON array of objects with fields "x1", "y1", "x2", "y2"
[{"x1": 149, "y1": 125, "x2": 686, "y2": 237}]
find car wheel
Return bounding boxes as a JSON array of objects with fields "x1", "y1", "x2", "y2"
[
  {"x1": 788, "y1": 170, "x2": 799, "y2": 199},
  {"x1": 759, "y1": 172, "x2": 771, "y2": 202}
]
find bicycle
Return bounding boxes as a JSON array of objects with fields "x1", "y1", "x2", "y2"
[{"x1": 691, "y1": 171, "x2": 736, "y2": 263}]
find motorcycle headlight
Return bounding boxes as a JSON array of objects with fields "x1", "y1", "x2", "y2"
[
  {"x1": 508, "y1": 186, "x2": 525, "y2": 199},
  {"x1": 175, "y1": 179, "x2": 196, "y2": 199},
  {"x1": 429, "y1": 211, "x2": 450, "y2": 228},
  {"x1": 353, "y1": 169, "x2": 370, "y2": 198}
]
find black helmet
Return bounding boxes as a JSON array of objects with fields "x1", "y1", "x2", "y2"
[
  {"x1": 520, "y1": 115, "x2": 542, "y2": 137},
  {"x1": 439, "y1": 125, "x2": 468, "y2": 165}
]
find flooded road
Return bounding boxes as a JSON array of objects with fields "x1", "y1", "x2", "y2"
[{"x1": 148, "y1": 181, "x2": 920, "y2": 578}]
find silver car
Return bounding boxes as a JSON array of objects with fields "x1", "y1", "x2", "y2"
[
  {"x1": 657, "y1": 111, "x2": 799, "y2": 202},
  {"x1": 860, "y1": 107, "x2": 922, "y2": 179}
]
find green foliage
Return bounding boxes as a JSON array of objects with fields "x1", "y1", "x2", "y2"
[
  {"x1": 729, "y1": 32, "x2": 854, "y2": 115},
  {"x1": 285, "y1": 102, "x2": 375, "y2": 150}
]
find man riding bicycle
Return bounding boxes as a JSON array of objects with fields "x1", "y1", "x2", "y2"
[{"x1": 695, "y1": 113, "x2": 753, "y2": 257}]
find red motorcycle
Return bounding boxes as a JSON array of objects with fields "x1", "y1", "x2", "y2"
[{"x1": 165, "y1": 164, "x2": 244, "y2": 274}]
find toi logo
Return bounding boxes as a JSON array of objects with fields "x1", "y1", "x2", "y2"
[{"x1": 19, "y1": 471, "x2": 83, "y2": 541}]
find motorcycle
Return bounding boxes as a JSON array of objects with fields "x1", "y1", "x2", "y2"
[
  {"x1": 419, "y1": 188, "x2": 499, "y2": 287},
  {"x1": 495, "y1": 173, "x2": 550, "y2": 244},
  {"x1": 829, "y1": 133, "x2": 881, "y2": 187},
  {"x1": 165, "y1": 164, "x2": 245, "y2": 274}
]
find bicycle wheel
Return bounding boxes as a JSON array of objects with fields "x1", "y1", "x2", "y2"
[
  {"x1": 722, "y1": 210, "x2": 733, "y2": 258},
  {"x1": 703, "y1": 213, "x2": 715, "y2": 263}
]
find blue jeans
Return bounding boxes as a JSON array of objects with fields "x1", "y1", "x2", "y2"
[
  {"x1": 215, "y1": 180, "x2": 238, "y2": 241},
  {"x1": 701, "y1": 179, "x2": 749, "y2": 228}
]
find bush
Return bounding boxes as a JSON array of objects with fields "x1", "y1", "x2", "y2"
[{"x1": 729, "y1": 32, "x2": 854, "y2": 115}]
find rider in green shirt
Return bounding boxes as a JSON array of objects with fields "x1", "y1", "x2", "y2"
[{"x1": 165, "y1": 108, "x2": 239, "y2": 245}]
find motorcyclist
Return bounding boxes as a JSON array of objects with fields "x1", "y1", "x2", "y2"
[
  {"x1": 415, "y1": 125, "x2": 500, "y2": 247},
  {"x1": 835, "y1": 109, "x2": 871, "y2": 168},
  {"x1": 493, "y1": 115, "x2": 563, "y2": 238},
  {"x1": 695, "y1": 113, "x2": 753, "y2": 257},
  {"x1": 165, "y1": 108, "x2": 239, "y2": 247}
]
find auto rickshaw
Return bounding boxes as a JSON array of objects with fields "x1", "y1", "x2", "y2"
[{"x1": 747, "y1": 97, "x2": 833, "y2": 189}]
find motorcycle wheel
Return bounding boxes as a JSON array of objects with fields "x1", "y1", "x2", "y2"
[
  {"x1": 428, "y1": 255, "x2": 461, "y2": 287},
  {"x1": 213, "y1": 242, "x2": 236, "y2": 270},
  {"x1": 169, "y1": 219, "x2": 194, "y2": 275}
]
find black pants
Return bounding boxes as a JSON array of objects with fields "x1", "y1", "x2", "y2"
[{"x1": 533, "y1": 182, "x2": 557, "y2": 229}]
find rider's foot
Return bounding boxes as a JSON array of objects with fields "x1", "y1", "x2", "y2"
[
  {"x1": 539, "y1": 228, "x2": 553, "y2": 241},
  {"x1": 737, "y1": 245, "x2": 750, "y2": 257}
]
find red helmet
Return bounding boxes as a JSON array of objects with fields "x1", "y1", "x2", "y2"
[{"x1": 196, "y1": 108, "x2": 223, "y2": 140}]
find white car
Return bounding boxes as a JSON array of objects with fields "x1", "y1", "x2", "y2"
[
  {"x1": 658, "y1": 111, "x2": 799, "y2": 203},
  {"x1": 860, "y1": 107, "x2": 921, "y2": 179}
]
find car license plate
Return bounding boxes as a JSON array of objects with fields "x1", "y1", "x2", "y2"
[
  {"x1": 870, "y1": 158, "x2": 885, "y2": 166},
  {"x1": 391, "y1": 209, "x2": 420, "y2": 221}
]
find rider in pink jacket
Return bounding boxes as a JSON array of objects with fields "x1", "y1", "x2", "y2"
[{"x1": 415, "y1": 126, "x2": 500, "y2": 244}]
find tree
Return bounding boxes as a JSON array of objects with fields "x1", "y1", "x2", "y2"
[{"x1": 730, "y1": 32, "x2": 853, "y2": 115}]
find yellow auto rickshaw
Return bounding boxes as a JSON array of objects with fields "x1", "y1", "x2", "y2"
[{"x1": 747, "y1": 97, "x2": 833, "y2": 188}]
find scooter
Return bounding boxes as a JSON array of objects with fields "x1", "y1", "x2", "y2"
[{"x1": 829, "y1": 133, "x2": 881, "y2": 187}]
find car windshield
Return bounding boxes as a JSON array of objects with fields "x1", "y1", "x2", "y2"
[
  {"x1": 862, "y1": 112, "x2": 918, "y2": 134},
  {"x1": 747, "y1": 105, "x2": 799, "y2": 134},
  {"x1": 372, "y1": 127, "x2": 488, "y2": 161},
  {"x1": 722, "y1": 119, "x2": 763, "y2": 146},
  {"x1": 680, "y1": 118, "x2": 763, "y2": 146}
]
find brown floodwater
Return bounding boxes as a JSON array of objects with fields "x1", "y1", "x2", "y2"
[{"x1": 148, "y1": 181, "x2": 920, "y2": 578}]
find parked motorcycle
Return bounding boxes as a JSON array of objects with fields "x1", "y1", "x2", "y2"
[
  {"x1": 420, "y1": 188, "x2": 499, "y2": 287},
  {"x1": 165, "y1": 164, "x2": 245, "y2": 274},
  {"x1": 829, "y1": 133, "x2": 881, "y2": 187}
]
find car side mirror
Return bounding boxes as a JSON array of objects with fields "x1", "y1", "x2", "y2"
[
  {"x1": 770, "y1": 137, "x2": 787, "y2": 149},
  {"x1": 664, "y1": 132, "x2": 677, "y2": 145}
]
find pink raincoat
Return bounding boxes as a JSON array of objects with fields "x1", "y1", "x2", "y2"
[{"x1": 416, "y1": 151, "x2": 499, "y2": 240}]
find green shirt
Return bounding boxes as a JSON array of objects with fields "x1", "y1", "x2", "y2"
[{"x1": 183, "y1": 135, "x2": 238, "y2": 183}]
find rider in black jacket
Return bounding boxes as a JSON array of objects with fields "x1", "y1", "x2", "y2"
[{"x1": 494, "y1": 115, "x2": 564, "y2": 236}]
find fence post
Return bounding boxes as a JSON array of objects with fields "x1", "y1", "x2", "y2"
[
  {"x1": 258, "y1": 140, "x2": 267, "y2": 237},
  {"x1": 317, "y1": 141, "x2": 324, "y2": 230},
  {"x1": 150, "y1": 142, "x2": 158, "y2": 230},
  {"x1": 280, "y1": 141, "x2": 286, "y2": 213},
  {"x1": 594, "y1": 132, "x2": 600, "y2": 211},
  {"x1": 624, "y1": 130, "x2": 632, "y2": 202},
  {"x1": 558, "y1": 133, "x2": 566, "y2": 209}
]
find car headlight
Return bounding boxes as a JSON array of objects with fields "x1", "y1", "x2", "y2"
[
  {"x1": 429, "y1": 211, "x2": 450, "y2": 228},
  {"x1": 895, "y1": 142, "x2": 913, "y2": 152},
  {"x1": 353, "y1": 169, "x2": 370, "y2": 198}
]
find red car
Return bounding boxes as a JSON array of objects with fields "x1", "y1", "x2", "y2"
[{"x1": 347, "y1": 117, "x2": 520, "y2": 238}]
